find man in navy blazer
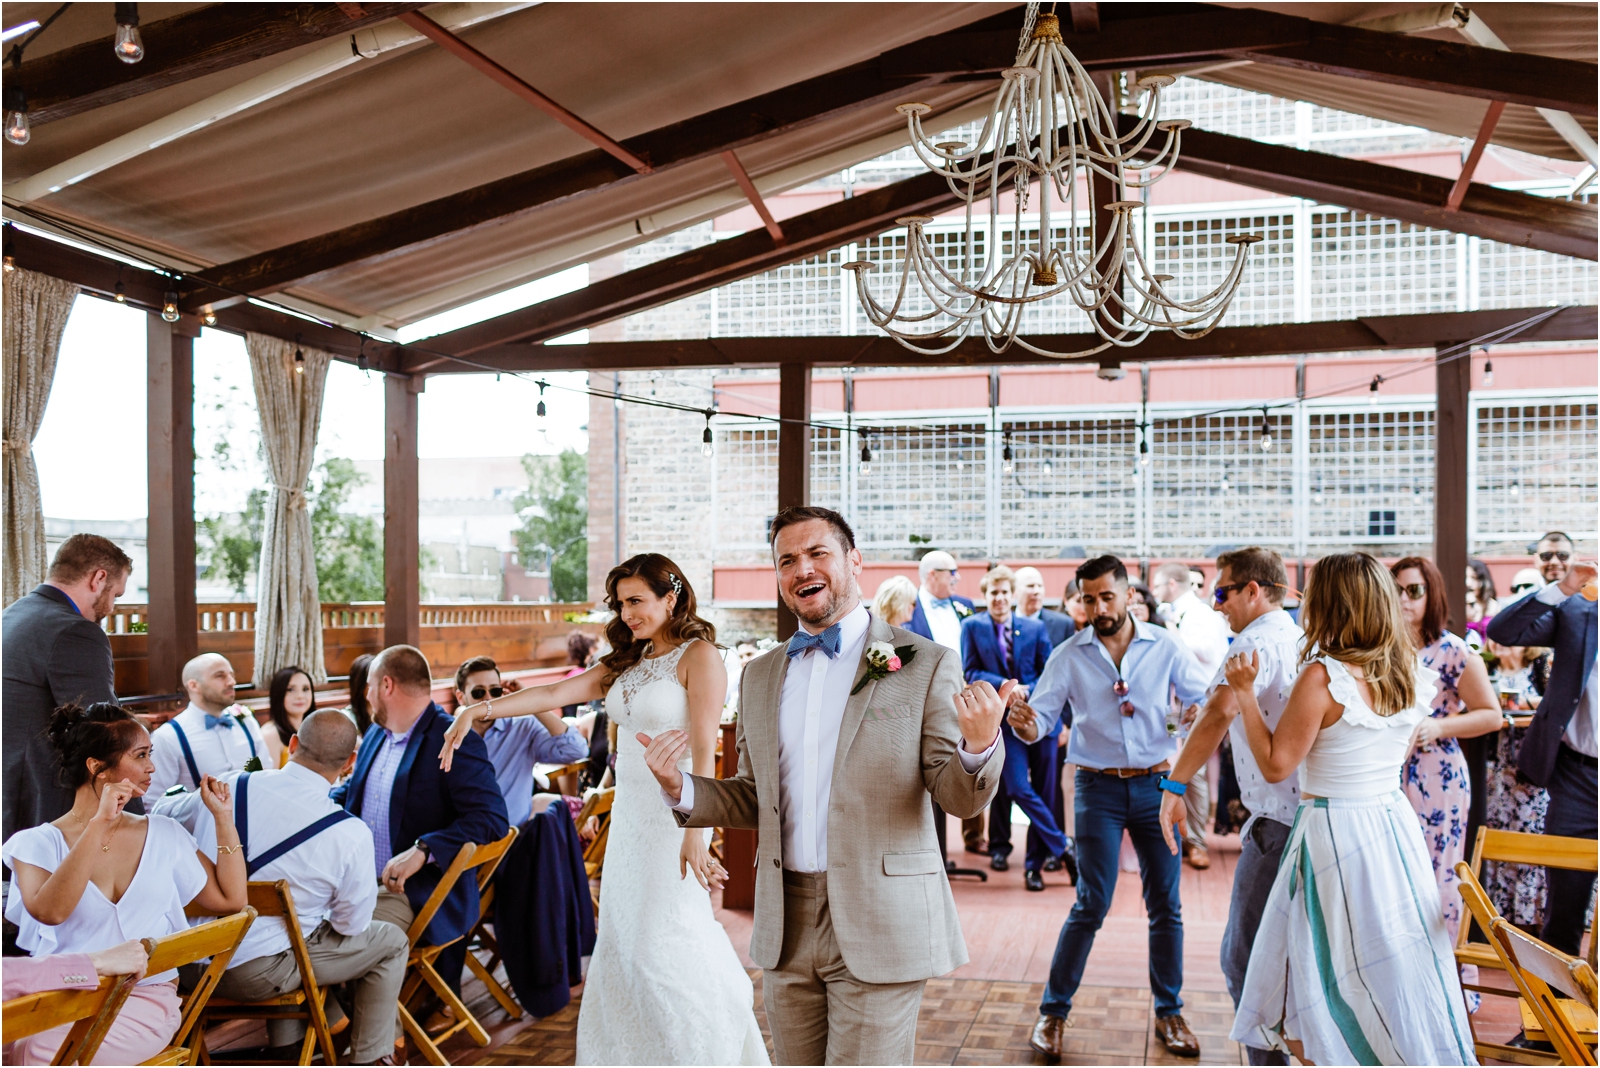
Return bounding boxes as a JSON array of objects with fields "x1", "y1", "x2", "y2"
[
  {"x1": 904, "y1": 550, "x2": 976, "y2": 647},
  {"x1": 962, "y1": 566, "x2": 1066, "y2": 889},
  {"x1": 1486, "y1": 552, "x2": 1597, "y2": 955},
  {"x1": 333, "y1": 644, "x2": 509, "y2": 995},
  {"x1": 1015, "y1": 566, "x2": 1076, "y2": 648}
]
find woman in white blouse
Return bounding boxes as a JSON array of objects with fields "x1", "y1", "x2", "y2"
[{"x1": 3, "y1": 702, "x2": 247, "y2": 1065}]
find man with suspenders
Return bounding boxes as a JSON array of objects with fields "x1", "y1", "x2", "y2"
[
  {"x1": 149, "y1": 654, "x2": 269, "y2": 799},
  {"x1": 196, "y1": 711, "x2": 409, "y2": 1065}
]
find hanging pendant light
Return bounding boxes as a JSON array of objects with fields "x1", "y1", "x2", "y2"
[{"x1": 844, "y1": 2, "x2": 1259, "y2": 359}]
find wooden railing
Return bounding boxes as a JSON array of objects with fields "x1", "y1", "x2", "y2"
[{"x1": 104, "y1": 602, "x2": 593, "y2": 635}]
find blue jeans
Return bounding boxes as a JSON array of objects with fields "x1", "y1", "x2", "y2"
[
  {"x1": 1040, "y1": 769, "x2": 1184, "y2": 1019},
  {"x1": 989, "y1": 726, "x2": 1065, "y2": 869}
]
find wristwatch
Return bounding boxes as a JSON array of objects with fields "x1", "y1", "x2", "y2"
[
  {"x1": 1156, "y1": 774, "x2": 1188, "y2": 796},
  {"x1": 413, "y1": 838, "x2": 430, "y2": 860}
]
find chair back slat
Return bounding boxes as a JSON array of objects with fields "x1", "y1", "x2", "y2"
[
  {"x1": 1469, "y1": 827, "x2": 1599, "y2": 874},
  {"x1": 143, "y1": 908, "x2": 257, "y2": 1054},
  {"x1": 2, "y1": 972, "x2": 138, "y2": 1065},
  {"x1": 1493, "y1": 919, "x2": 1598, "y2": 1066},
  {"x1": 405, "y1": 829, "x2": 519, "y2": 948},
  {"x1": 1501, "y1": 923, "x2": 1598, "y2": 1008}
]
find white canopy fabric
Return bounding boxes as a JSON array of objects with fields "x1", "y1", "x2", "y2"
[{"x1": 1, "y1": 2, "x2": 1591, "y2": 335}]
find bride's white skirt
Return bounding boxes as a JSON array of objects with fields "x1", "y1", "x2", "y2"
[{"x1": 575, "y1": 765, "x2": 768, "y2": 1066}]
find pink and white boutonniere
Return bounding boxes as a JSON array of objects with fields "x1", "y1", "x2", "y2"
[{"x1": 853, "y1": 640, "x2": 917, "y2": 695}]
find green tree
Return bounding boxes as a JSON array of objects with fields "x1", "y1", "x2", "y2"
[
  {"x1": 199, "y1": 488, "x2": 267, "y2": 597},
  {"x1": 513, "y1": 449, "x2": 587, "y2": 602},
  {"x1": 310, "y1": 457, "x2": 386, "y2": 602}
]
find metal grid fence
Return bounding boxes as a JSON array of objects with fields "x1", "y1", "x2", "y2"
[
  {"x1": 997, "y1": 418, "x2": 1139, "y2": 553},
  {"x1": 1308, "y1": 212, "x2": 1460, "y2": 319},
  {"x1": 1473, "y1": 399, "x2": 1599, "y2": 549},
  {"x1": 1150, "y1": 212, "x2": 1298, "y2": 326},
  {"x1": 1304, "y1": 407, "x2": 1437, "y2": 553},
  {"x1": 1149, "y1": 411, "x2": 1296, "y2": 549}
]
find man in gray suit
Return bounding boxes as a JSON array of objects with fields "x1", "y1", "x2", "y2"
[
  {"x1": 2, "y1": 534, "x2": 131, "y2": 842},
  {"x1": 641, "y1": 506, "x2": 1007, "y2": 1064}
]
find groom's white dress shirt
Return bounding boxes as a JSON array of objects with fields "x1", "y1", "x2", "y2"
[{"x1": 671, "y1": 603, "x2": 996, "y2": 872}]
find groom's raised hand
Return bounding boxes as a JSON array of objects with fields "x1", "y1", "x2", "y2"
[
  {"x1": 953, "y1": 679, "x2": 1014, "y2": 754},
  {"x1": 637, "y1": 730, "x2": 689, "y2": 801}
]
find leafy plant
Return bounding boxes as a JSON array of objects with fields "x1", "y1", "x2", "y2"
[
  {"x1": 310, "y1": 458, "x2": 384, "y2": 603},
  {"x1": 513, "y1": 449, "x2": 588, "y2": 603}
]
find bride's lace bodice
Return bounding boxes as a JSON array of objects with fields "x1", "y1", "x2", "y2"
[{"x1": 605, "y1": 641, "x2": 694, "y2": 787}]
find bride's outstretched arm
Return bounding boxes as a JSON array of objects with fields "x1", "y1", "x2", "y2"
[
  {"x1": 679, "y1": 641, "x2": 729, "y2": 890},
  {"x1": 439, "y1": 666, "x2": 607, "y2": 770}
]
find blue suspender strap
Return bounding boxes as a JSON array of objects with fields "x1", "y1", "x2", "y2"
[
  {"x1": 233, "y1": 772, "x2": 251, "y2": 858},
  {"x1": 238, "y1": 716, "x2": 257, "y2": 759},
  {"x1": 170, "y1": 721, "x2": 203, "y2": 789},
  {"x1": 246, "y1": 811, "x2": 357, "y2": 878}
]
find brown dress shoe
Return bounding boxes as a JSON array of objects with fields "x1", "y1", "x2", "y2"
[
  {"x1": 1185, "y1": 844, "x2": 1211, "y2": 870},
  {"x1": 1155, "y1": 1014, "x2": 1200, "y2": 1057},
  {"x1": 1030, "y1": 1013, "x2": 1070, "y2": 1057},
  {"x1": 423, "y1": 1004, "x2": 457, "y2": 1035}
]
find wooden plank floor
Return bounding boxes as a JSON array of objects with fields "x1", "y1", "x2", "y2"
[{"x1": 213, "y1": 822, "x2": 1529, "y2": 1065}]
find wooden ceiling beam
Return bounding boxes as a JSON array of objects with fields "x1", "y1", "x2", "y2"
[
  {"x1": 8, "y1": 3, "x2": 428, "y2": 126},
  {"x1": 415, "y1": 305, "x2": 1598, "y2": 374},
  {"x1": 881, "y1": 9, "x2": 1597, "y2": 115},
  {"x1": 1166, "y1": 121, "x2": 1597, "y2": 260}
]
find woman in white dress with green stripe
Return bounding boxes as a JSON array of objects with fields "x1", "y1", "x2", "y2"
[{"x1": 1226, "y1": 552, "x2": 1475, "y2": 1066}]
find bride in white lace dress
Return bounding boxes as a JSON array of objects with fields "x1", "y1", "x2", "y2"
[{"x1": 442, "y1": 553, "x2": 768, "y2": 1066}]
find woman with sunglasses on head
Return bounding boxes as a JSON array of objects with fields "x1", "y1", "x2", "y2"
[
  {"x1": 1226, "y1": 553, "x2": 1476, "y2": 1065},
  {"x1": 1389, "y1": 556, "x2": 1502, "y2": 1006}
]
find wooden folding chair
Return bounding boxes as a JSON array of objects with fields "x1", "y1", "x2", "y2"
[
  {"x1": 576, "y1": 788, "x2": 614, "y2": 881},
  {"x1": 186, "y1": 881, "x2": 338, "y2": 1066},
  {"x1": 1494, "y1": 919, "x2": 1599, "y2": 1066},
  {"x1": 137, "y1": 909, "x2": 257, "y2": 1067},
  {"x1": 1460, "y1": 862, "x2": 1568, "y2": 1066},
  {"x1": 543, "y1": 760, "x2": 588, "y2": 797},
  {"x1": 397, "y1": 830, "x2": 518, "y2": 1066},
  {"x1": 2, "y1": 972, "x2": 139, "y2": 1065},
  {"x1": 1458, "y1": 829, "x2": 1598, "y2": 995},
  {"x1": 464, "y1": 857, "x2": 522, "y2": 1023}
]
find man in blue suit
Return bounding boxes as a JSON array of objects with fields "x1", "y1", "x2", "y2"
[
  {"x1": 1487, "y1": 545, "x2": 1597, "y2": 956},
  {"x1": 962, "y1": 565, "x2": 1066, "y2": 891},
  {"x1": 1015, "y1": 566, "x2": 1075, "y2": 648},
  {"x1": 333, "y1": 644, "x2": 509, "y2": 1020}
]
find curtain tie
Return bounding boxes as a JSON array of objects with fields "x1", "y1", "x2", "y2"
[
  {"x1": 274, "y1": 485, "x2": 307, "y2": 510},
  {"x1": 0, "y1": 440, "x2": 26, "y2": 451}
]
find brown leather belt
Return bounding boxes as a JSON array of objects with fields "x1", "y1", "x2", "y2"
[{"x1": 1097, "y1": 761, "x2": 1171, "y2": 778}]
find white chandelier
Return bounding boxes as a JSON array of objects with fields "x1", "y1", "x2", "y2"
[{"x1": 844, "y1": 3, "x2": 1261, "y2": 365}]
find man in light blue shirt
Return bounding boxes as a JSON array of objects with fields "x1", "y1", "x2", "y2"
[
  {"x1": 455, "y1": 656, "x2": 588, "y2": 826},
  {"x1": 1010, "y1": 555, "x2": 1211, "y2": 1059}
]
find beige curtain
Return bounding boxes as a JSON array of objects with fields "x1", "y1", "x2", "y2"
[
  {"x1": 246, "y1": 332, "x2": 331, "y2": 686},
  {"x1": 2, "y1": 269, "x2": 78, "y2": 607}
]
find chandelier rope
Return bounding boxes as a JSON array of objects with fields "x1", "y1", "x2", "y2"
[{"x1": 845, "y1": 2, "x2": 1262, "y2": 363}]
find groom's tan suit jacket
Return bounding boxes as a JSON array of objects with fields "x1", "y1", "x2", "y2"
[{"x1": 679, "y1": 613, "x2": 1004, "y2": 984}]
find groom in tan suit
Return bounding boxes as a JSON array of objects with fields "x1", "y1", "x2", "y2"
[{"x1": 640, "y1": 506, "x2": 1008, "y2": 1064}]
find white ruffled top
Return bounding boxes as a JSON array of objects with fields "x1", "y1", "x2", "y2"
[{"x1": 1299, "y1": 655, "x2": 1437, "y2": 800}]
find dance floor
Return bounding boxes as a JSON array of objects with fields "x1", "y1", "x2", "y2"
[{"x1": 209, "y1": 824, "x2": 1528, "y2": 1064}]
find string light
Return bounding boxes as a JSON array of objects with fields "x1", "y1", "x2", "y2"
[
  {"x1": 1369, "y1": 375, "x2": 1382, "y2": 404},
  {"x1": 535, "y1": 379, "x2": 548, "y2": 418},
  {"x1": 1509, "y1": 472, "x2": 1521, "y2": 497},
  {"x1": 113, "y1": 281, "x2": 125, "y2": 302},
  {"x1": 293, "y1": 340, "x2": 305, "y2": 375},
  {"x1": 356, "y1": 338, "x2": 368, "y2": 372},
  {"x1": 2, "y1": 233, "x2": 14, "y2": 273},
  {"x1": 701, "y1": 410, "x2": 714, "y2": 457},
  {"x1": 1311, "y1": 479, "x2": 1324, "y2": 505},
  {"x1": 1258, "y1": 407, "x2": 1273, "y2": 452},
  {"x1": 113, "y1": 4, "x2": 144, "y2": 64},
  {"x1": 1042, "y1": 457, "x2": 1053, "y2": 475},
  {"x1": 201, "y1": 306, "x2": 216, "y2": 326},
  {"x1": 858, "y1": 431, "x2": 872, "y2": 476},
  {"x1": 1001, "y1": 430, "x2": 1014, "y2": 474},
  {"x1": 3, "y1": 86, "x2": 29, "y2": 145},
  {"x1": 161, "y1": 290, "x2": 179, "y2": 323},
  {"x1": 1482, "y1": 354, "x2": 1494, "y2": 387}
]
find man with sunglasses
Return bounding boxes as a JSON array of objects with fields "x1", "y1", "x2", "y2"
[
  {"x1": 1535, "y1": 531, "x2": 1575, "y2": 587},
  {"x1": 1010, "y1": 555, "x2": 1211, "y2": 1058},
  {"x1": 454, "y1": 655, "x2": 587, "y2": 827}
]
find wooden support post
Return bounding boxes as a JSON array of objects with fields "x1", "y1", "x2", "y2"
[
  {"x1": 776, "y1": 362, "x2": 811, "y2": 641},
  {"x1": 146, "y1": 314, "x2": 199, "y2": 696},
  {"x1": 1435, "y1": 341, "x2": 1485, "y2": 843},
  {"x1": 384, "y1": 374, "x2": 422, "y2": 650}
]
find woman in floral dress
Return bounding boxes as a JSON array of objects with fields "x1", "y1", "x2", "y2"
[
  {"x1": 1484, "y1": 638, "x2": 1552, "y2": 926},
  {"x1": 1391, "y1": 558, "x2": 1503, "y2": 976}
]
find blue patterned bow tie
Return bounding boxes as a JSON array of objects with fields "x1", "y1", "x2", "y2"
[
  {"x1": 787, "y1": 624, "x2": 842, "y2": 659},
  {"x1": 930, "y1": 597, "x2": 954, "y2": 609},
  {"x1": 204, "y1": 713, "x2": 236, "y2": 730}
]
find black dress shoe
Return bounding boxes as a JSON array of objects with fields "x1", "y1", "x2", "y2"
[
  {"x1": 989, "y1": 852, "x2": 1009, "y2": 872},
  {"x1": 1042, "y1": 855, "x2": 1062, "y2": 872},
  {"x1": 1025, "y1": 868, "x2": 1045, "y2": 891},
  {"x1": 1059, "y1": 840, "x2": 1079, "y2": 885}
]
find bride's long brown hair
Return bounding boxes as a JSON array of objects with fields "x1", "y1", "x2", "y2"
[{"x1": 599, "y1": 554, "x2": 716, "y2": 688}]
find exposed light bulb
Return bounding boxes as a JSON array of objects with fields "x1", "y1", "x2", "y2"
[
  {"x1": 536, "y1": 379, "x2": 548, "y2": 419},
  {"x1": 536, "y1": 399, "x2": 546, "y2": 418},
  {"x1": 1042, "y1": 458, "x2": 1054, "y2": 475},
  {"x1": 201, "y1": 307, "x2": 216, "y2": 326},
  {"x1": 3, "y1": 86, "x2": 29, "y2": 145},
  {"x1": 701, "y1": 425, "x2": 714, "y2": 457},
  {"x1": 1260, "y1": 434, "x2": 1273, "y2": 452},
  {"x1": 1369, "y1": 375, "x2": 1382, "y2": 404},
  {"x1": 1483, "y1": 358, "x2": 1494, "y2": 387},
  {"x1": 113, "y1": 282, "x2": 126, "y2": 302},
  {"x1": 113, "y1": 4, "x2": 144, "y2": 63},
  {"x1": 1001, "y1": 432, "x2": 1013, "y2": 475},
  {"x1": 293, "y1": 347, "x2": 305, "y2": 374},
  {"x1": 1509, "y1": 479, "x2": 1520, "y2": 497},
  {"x1": 161, "y1": 291, "x2": 179, "y2": 323},
  {"x1": 2, "y1": 249, "x2": 13, "y2": 273},
  {"x1": 1138, "y1": 437, "x2": 1150, "y2": 466},
  {"x1": 859, "y1": 437, "x2": 872, "y2": 476},
  {"x1": 1220, "y1": 472, "x2": 1232, "y2": 492}
]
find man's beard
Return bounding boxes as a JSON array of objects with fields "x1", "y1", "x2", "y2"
[
  {"x1": 371, "y1": 698, "x2": 389, "y2": 728},
  {"x1": 90, "y1": 586, "x2": 116, "y2": 622},
  {"x1": 1093, "y1": 611, "x2": 1128, "y2": 637},
  {"x1": 787, "y1": 582, "x2": 849, "y2": 627}
]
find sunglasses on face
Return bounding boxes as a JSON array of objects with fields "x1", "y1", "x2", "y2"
[
  {"x1": 1212, "y1": 582, "x2": 1250, "y2": 605},
  {"x1": 1512, "y1": 582, "x2": 1537, "y2": 594},
  {"x1": 1396, "y1": 583, "x2": 1427, "y2": 600},
  {"x1": 469, "y1": 685, "x2": 504, "y2": 701},
  {"x1": 1538, "y1": 551, "x2": 1571, "y2": 563}
]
